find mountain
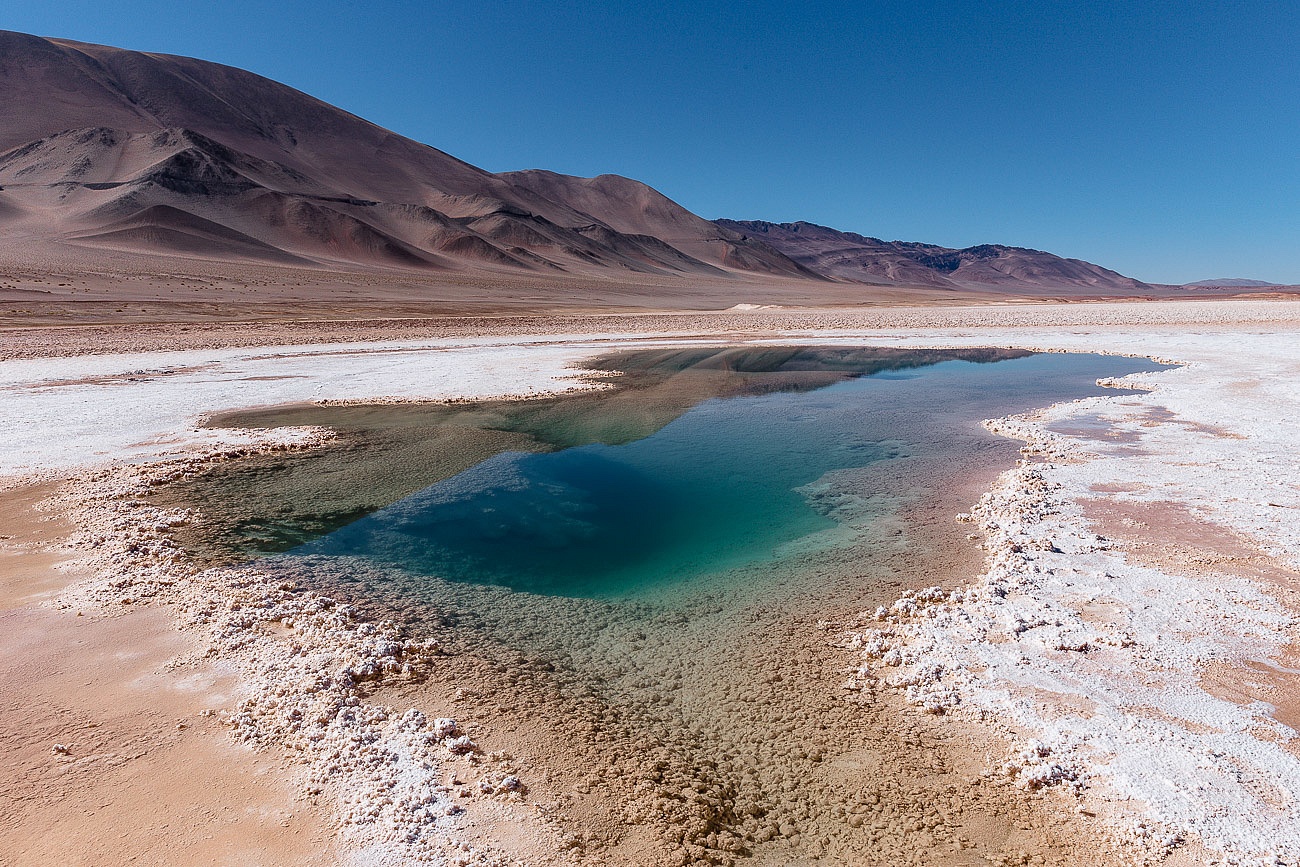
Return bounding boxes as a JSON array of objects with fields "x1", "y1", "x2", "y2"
[
  {"x1": 0, "y1": 29, "x2": 1177, "y2": 303},
  {"x1": 714, "y1": 220, "x2": 1153, "y2": 293},
  {"x1": 1183, "y1": 278, "x2": 1280, "y2": 288},
  {"x1": 0, "y1": 30, "x2": 812, "y2": 281},
  {"x1": 498, "y1": 171, "x2": 824, "y2": 280}
]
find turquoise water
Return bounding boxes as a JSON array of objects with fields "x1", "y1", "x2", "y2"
[
  {"x1": 257, "y1": 347, "x2": 1172, "y2": 863},
  {"x1": 288, "y1": 350, "x2": 1162, "y2": 599}
]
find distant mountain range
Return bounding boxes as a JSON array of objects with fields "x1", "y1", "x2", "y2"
[
  {"x1": 1183, "y1": 278, "x2": 1280, "y2": 288},
  {"x1": 715, "y1": 220, "x2": 1151, "y2": 292},
  {"x1": 0, "y1": 31, "x2": 1284, "y2": 298}
]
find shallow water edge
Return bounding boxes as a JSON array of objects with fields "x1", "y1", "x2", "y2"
[{"x1": 138, "y1": 344, "x2": 1170, "y2": 864}]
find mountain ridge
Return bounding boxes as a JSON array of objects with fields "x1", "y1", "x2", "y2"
[
  {"x1": 0, "y1": 29, "x2": 1226, "y2": 302},
  {"x1": 714, "y1": 219, "x2": 1153, "y2": 292},
  {"x1": 1183, "y1": 278, "x2": 1280, "y2": 288},
  {"x1": 0, "y1": 30, "x2": 813, "y2": 282}
]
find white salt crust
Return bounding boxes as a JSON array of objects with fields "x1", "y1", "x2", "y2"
[
  {"x1": 0, "y1": 334, "x2": 655, "y2": 477},
  {"x1": 53, "y1": 450, "x2": 528, "y2": 866},
  {"x1": 5, "y1": 308, "x2": 1300, "y2": 864},
  {"x1": 827, "y1": 334, "x2": 1300, "y2": 865}
]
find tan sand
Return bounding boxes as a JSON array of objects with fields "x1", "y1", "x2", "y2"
[
  {"x1": 0, "y1": 482, "x2": 338, "y2": 866},
  {"x1": 4, "y1": 296, "x2": 1298, "y2": 360}
]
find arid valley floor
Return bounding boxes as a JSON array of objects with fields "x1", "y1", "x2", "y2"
[{"x1": 3, "y1": 298, "x2": 1300, "y2": 867}]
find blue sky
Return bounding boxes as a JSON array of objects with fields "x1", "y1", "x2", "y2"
[{"x1": 8, "y1": 1, "x2": 1298, "y2": 283}]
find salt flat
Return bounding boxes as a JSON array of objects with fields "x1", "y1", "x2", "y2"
[{"x1": 2, "y1": 298, "x2": 1298, "y2": 865}]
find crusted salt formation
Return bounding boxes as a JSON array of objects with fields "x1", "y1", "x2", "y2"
[
  {"x1": 51, "y1": 442, "x2": 528, "y2": 867},
  {"x1": 9, "y1": 312, "x2": 1300, "y2": 866},
  {"x1": 848, "y1": 371, "x2": 1300, "y2": 864},
  {"x1": 0, "y1": 337, "x2": 608, "y2": 478}
]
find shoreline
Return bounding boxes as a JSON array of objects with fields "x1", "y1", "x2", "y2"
[
  {"x1": 0, "y1": 477, "x2": 341, "y2": 865},
  {"x1": 2, "y1": 300, "x2": 1299, "y2": 864},
  {"x1": 12, "y1": 407, "x2": 1106, "y2": 866},
  {"x1": 848, "y1": 339, "x2": 1300, "y2": 862}
]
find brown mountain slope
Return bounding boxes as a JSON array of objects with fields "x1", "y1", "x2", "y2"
[
  {"x1": 716, "y1": 220, "x2": 1153, "y2": 293},
  {"x1": 0, "y1": 28, "x2": 1181, "y2": 306},
  {"x1": 68, "y1": 204, "x2": 315, "y2": 265},
  {"x1": 498, "y1": 170, "x2": 825, "y2": 280},
  {"x1": 0, "y1": 30, "x2": 809, "y2": 280}
]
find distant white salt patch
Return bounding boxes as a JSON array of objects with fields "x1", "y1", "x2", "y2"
[{"x1": 0, "y1": 333, "x2": 726, "y2": 480}]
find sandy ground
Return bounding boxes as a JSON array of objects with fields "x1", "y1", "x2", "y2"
[
  {"x1": 0, "y1": 245, "x2": 1040, "y2": 333},
  {"x1": 0, "y1": 482, "x2": 339, "y2": 866},
  {"x1": 3, "y1": 296, "x2": 1296, "y2": 361},
  {"x1": 2, "y1": 298, "x2": 1299, "y2": 865}
]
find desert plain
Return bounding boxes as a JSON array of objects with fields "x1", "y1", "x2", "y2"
[{"x1": 2, "y1": 296, "x2": 1299, "y2": 866}]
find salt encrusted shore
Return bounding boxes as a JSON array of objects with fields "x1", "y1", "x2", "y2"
[
  {"x1": 0, "y1": 336, "x2": 638, "y2": 479},
  {"x1": 831, "y1": 333, "x2": 1300, "y2": 865},
  {"x1": 49, "y1": 452, "x2": 528, "y2": 866},
  {"x1": 3, "y1": 300, "x2": 1299, "y2": 864}
]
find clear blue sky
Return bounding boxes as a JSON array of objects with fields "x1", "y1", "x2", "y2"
[{"x1": 8, "y1": 1, "x2": 1298, "y2": 283}]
